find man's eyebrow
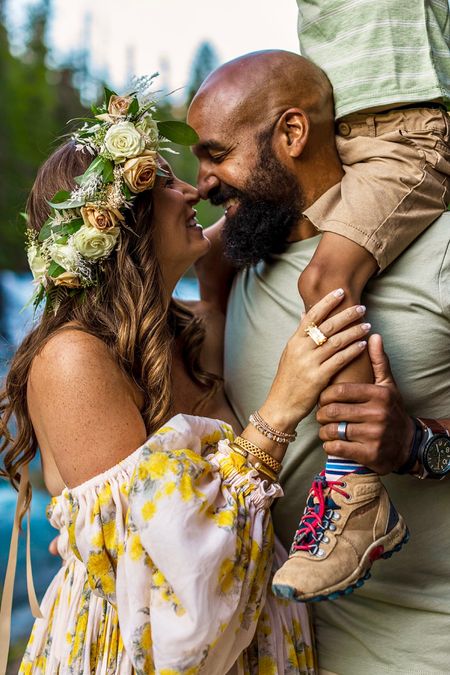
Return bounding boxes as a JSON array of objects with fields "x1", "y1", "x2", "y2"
[{"x1": 192, "y1": 140, "x2": 228, "y2": 155}]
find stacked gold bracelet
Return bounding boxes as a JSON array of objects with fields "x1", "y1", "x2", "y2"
[
  {"x1": 231, "y1": 435, "x2": 282, "y2": 481},
  {"x1": 249, "y1": 410, "x2": 297, "y2": 445}
]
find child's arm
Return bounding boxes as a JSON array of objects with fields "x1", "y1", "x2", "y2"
[
  {"x1": 298, "y1": 231, "x2": 378, "y2": 384},
  {"x1": 195, "y1": 217, "x2": 237, "y2": 314}
]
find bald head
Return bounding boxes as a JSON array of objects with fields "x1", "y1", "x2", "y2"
[
  {"x1": 187, "y1": 50, "x2": 342, "y2": 258},
  {"x1": 190, "y1": 49, "x2": 334, "y2": 135}
]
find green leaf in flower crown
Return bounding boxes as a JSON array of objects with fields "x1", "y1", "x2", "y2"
[
  {"x1": 47, "y1": 188, "x2": 86, "y2": 210},
  {"x1": 60, "y1": 218, "x2": 84, "y2": 236},
  {"x1": 48, "y1": 261, "x2": 66, "y2": 277},
  {"x1": 102, "y1": 160, "x2": 114, "y2": 183},
  {"x1": 34, "y1": 283, "x2": 46, "y2": 309},
  {"x1": 122, "y1": 183, "x2": 133, "y2": 200},
  {"x1": 82, "y1": 155, "x2": 106, "y2": 179},
  {"x1": 157, "y1": 121, "x2": 199, "y2": 146},
  {"x1": 50, "y1": 190, "x2": 71, "y2": 204},
  {"x1": 128, "y1": 98, "x2": 139, "y2": 117},
  {"x1": 48, "y1": 196, "x2": 86, "y2": 210},
  {"x1": 38, "y1": 218, "x2": 61, "y2": 242},
  {"x1": 104, "y1": 86, "x2": 118, "y2": 107}
]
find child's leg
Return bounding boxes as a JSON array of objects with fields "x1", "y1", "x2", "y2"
[
  {"x1": 298, "y1": 230, "x2": 376, "y2": 383},
  {"x1": 299, "y1": 231, "x2": 377, "y2": 480},
  {"x1": 271, "y1": 107, "x2": 450, "y2": 602}
]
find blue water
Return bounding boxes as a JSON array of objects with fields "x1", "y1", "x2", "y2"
[{"x1": 0, "y1": 271, "x2": 199, "y2": 642}]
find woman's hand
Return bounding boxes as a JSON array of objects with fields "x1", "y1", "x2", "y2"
[{"x1": 259, "y1": 289, "x2": 370, "y2": 434}]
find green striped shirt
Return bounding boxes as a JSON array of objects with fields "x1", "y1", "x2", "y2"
[{"x1": 297, "y1": 0, "x2": 450, "y2": 118}]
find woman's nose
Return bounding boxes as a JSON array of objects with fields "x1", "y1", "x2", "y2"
[{"x1": 185, "y1": 183, "x2": 200, "y2": 205}]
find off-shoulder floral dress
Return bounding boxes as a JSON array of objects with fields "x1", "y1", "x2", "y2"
[{"x1": 20, "y1": 414, "x2": 316, "y2": 674}]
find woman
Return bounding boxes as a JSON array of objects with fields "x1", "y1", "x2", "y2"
[{"x1": 0, "y1": 88, "x2": 370, "y2": 674}]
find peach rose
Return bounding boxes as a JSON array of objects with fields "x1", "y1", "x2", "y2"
[
  {"x1": 122, "y1": 150, "x2": 158, "y2": 193},
  {"x1": 108, "y1": 95, "x2": 133, "y2": 117},
  {"x1": 80, "y1": 203, "x2": 125, "y2": 231},
  {"x1": 53, "y1": 271, "x2": 81, "y2": 288}
]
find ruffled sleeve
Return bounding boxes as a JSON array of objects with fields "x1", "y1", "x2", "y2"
[{"x1": 62, "y1": 413, "x2": 282, "y2": 675}]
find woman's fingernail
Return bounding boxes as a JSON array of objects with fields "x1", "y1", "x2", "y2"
[
  {"x1": 358, "y1": 340, "x2": 367, "y2": 348},
  {"x1": 356, "y1": 305, "x2": 366, "y2": 314},
  {"x1": 333, "y1": 288, "x2": 344, "y2": 297},
  {"x1": 361, "y1": 322, "x2": 371, "y2": 331}
]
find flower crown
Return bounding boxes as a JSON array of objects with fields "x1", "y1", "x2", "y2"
[{"x1": 26, "y1": 75, "x2": 198, "y2": 310}]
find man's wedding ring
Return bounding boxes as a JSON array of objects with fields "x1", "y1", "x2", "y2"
[
  {"x1": 304, "y1": 322, "x2": 328, "y2": 346},
  {"x1": 337, "y1": 421, "x2": 348, "y2": 441}
]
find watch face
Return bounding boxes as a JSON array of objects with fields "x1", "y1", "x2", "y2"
[{"x1": 424, "y1": 436, "x2": 450, "y2": 475}]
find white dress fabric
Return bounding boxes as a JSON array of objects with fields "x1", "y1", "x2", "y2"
[{"x1": 20, "y1": 414, "x2": 316, "y2": 674}]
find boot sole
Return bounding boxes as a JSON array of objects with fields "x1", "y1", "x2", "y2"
[{"x1": 272, "y1": 519, "x2": 410, "y2": 603}]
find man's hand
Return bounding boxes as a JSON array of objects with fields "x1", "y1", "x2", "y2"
[
  {"x1": 194, "y1": 217, "x2": 236, "y2": 313},
  {"x1": 317, "y1": 334, "x2": 415, "y2": 474}
]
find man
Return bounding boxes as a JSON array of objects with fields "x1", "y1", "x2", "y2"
[{"x1": 187, "y1": 51, "x2": 450, "y2": 674}]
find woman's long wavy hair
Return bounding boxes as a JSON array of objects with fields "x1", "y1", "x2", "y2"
[{"x1": 0, "y1": 142, "x2": 220, "y2": 512}]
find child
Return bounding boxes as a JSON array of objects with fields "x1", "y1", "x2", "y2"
[{"x1": 271, "y1": 0, "x2": 450, "y2": 601}]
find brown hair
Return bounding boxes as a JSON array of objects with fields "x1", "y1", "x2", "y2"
[{"x1": 0, "y1": 142, "x2": 219, "y2": 513}]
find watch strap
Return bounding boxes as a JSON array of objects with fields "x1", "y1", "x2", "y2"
[
  {"x1": 417, "y1": 418, "x2": 449, "y2": 436},
  {"x1": 394, "y1": 417, "x2": 423, "y2": 475},
  {"x1": 414, "y1": 418, "x2": 450, "y2": 479}
]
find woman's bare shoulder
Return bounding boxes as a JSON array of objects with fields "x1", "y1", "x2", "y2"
[
  {"x1": 28, "y1": 327, "x2": 147, "y2": 488},
  {"x1": 31, "y1": 327, "x2": 115, "y2": 380}
]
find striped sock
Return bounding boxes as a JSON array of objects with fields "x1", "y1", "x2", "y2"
[{"x1": 325, "y1": 456, "x2": 374, "y2": 482}]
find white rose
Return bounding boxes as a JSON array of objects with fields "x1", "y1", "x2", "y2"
[
  {"x1": 27, "y1": 244, "x2": 48, "y2": 280},
  {"x1": 73, "y1": 225, "x2": 120, "y2": 261},
  {"x1": 104, "y1": 121, "x2": 145, "y2": 162},
  {"x1": 48, "y1": 242, "x2": 79, "y2": 272},
  {"x1": 136, "y1": 115, "x2": 159, "y2": 147}
]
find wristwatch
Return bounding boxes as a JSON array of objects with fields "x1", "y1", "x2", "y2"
[{"x1": 413, "y1": 418, "x2": 450, "y2": 480}]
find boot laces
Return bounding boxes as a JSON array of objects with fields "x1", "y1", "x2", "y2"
[{"x1": 291, "y1": 472, "x2": 350, "y2": 555}]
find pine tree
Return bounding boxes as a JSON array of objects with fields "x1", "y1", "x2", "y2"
[
  {"x1": 0, "y1": 0, "x2": 87, "y2": 270},
  {"x1": 186, "y1": 41, "x2": 219, "y2": 105}
]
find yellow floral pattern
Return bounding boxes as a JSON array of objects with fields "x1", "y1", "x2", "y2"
[{"x1": 20, "y1": 414, "x2": 316, "y2": 674}]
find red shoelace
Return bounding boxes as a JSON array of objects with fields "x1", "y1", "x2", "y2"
[{"x1": 292, "y1": 472, "x2": 350, "y2": 553}]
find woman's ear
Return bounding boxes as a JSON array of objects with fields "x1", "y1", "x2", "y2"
[{"x1": 273, "y1": 108, "x2": 310, "y2": 159}]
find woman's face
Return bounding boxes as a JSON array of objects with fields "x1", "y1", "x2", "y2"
[{"x1": 152, "y1": 158, "x2": 210, "y2": 291}]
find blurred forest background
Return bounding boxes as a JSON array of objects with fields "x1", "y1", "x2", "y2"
[
  {"x1": 0, "y1": 0, "x2": 222, "y2": 273},
  {"x1": 0, "y1": 1, "x2": 221, "y2": 670}
]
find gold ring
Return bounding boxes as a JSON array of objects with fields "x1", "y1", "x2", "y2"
[{"x1": 304, "y1": 322, "x2": 328, "y2": 346}]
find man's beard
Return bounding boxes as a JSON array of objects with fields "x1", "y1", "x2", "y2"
[{"x1": 209, "y1": 136, "x2": 304, "y2": 268}]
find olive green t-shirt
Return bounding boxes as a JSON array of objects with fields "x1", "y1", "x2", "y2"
[{"x1": 224, "y1": 212, "x2": 450, "y2": 674}]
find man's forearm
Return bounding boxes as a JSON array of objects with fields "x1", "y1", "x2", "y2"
[{"x1": 195, "y1": 218, "x2": 236, "y2": 313}]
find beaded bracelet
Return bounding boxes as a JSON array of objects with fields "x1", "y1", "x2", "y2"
[{"x1": 249, "y1": 410, "x2": 297, "y2": 445}]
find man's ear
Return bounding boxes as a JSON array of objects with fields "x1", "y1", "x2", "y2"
[{"x1": 274, "y1": 108, "x2": 310, "y2": 159}]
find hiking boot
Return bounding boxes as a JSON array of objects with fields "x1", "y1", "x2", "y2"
[{"x1": 272, "y1": 471, "x2": 409, "y2": 602}]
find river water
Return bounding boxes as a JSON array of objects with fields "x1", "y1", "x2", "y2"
[{"x1": 0, "y1": 271, "x2": 199, "y2": 642}]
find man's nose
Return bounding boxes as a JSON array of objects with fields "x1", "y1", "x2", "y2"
[{"x1": 196, "y1": 166, "x2": 220, "y2": 201}]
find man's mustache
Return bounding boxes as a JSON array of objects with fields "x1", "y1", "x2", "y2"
[{"x1": 207, "y1": 184, "x2": 244, "y2": 207}]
